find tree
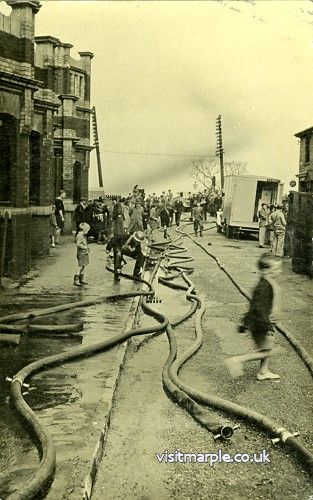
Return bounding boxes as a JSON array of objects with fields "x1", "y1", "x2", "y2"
[
  {"x1": 191, "y1": 158, "x2": 248, "y2": 189},
  {"x1": 191, "y1": 158, "x2": 220, "y2": 190},
  {"x1": 224, "y1": 160, "x2": 248, "y2": 177}
]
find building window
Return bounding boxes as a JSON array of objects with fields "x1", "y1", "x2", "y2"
[
  {"x1": 70, "y1": 71, "x2": 85, "y2": 99},
  {"x1": 29, "y1": 131, "x2": 41, "y2": 205},
  {"x1": 305, "y1": 135, "x2": 310, "y2": 163}
]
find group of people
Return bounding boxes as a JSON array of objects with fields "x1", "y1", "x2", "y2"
[
  {"x1": 46, "y1": 183, "x2": 225, "y2": 284},
  {"x1": 187, "y1": 189, "x2": 223, "y2": 219},
  {"x1": 258, "y1": 202, "x2": 290, "y2": 258},
  {"x1": 70, "y1": 185, "x2": 223, "y2": 283},
  {"x1": 49, "y1": 186, "x2": 285, "y2": 383},
  {"x1": 71, "y1": 186, "x2": 181, "y2": 284}
]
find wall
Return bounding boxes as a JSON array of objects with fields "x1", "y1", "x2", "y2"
[{"x1": 0, "y1": 1, "x2": 93, "y2": 276}]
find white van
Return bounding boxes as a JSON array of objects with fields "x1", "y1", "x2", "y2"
[{"x1": 217, "y1": 175, "x2": 284, "y2": 237}]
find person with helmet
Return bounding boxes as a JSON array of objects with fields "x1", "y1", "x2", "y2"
[{"x1": 106, "y1": 230, "x2": 145, "y2": 281}]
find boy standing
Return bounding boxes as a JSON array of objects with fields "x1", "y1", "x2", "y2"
[
  {"x1": 74, "y1": 222, "x2": 90, "y2": 286},
  {"x1": 225, "y1": 253, "x2": 281, "y2": 380}
]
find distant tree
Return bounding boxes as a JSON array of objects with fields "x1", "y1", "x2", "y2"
[
  {"x1": 191, "y1": 158, "x2": 220, "y2": 190},
  {"x1": 191, "y1": 158, "x2": 248, "y2": 189},
  {"x1": 224, "y1": 160, "x2": 248, "y2": 177}
]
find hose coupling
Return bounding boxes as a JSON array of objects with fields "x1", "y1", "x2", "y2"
[
  {"x1": 271, "y1": 429, "x2": 300, "y2": 444},
  {"x1": 6, "y1": 375, "x2": 30, "y2": 388},
  {"x1": 213, "y1": 424, "x2": 240, "y2": 440}
]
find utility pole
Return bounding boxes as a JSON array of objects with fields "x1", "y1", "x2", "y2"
[
  {"x1": 215, "y1": 115, "x2": 224, "y2": 190},
  {"x1": 91, "y1": 106, "x2": 104, "y2": 188}
]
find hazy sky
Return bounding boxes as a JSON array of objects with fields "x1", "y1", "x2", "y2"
[{"x1": 13, "y1": 1, "x2": 313, "y2": 194}]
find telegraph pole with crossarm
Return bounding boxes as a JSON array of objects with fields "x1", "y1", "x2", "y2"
[{"x1": 215, "y1": 115, "x2": 224, "y2": 190}]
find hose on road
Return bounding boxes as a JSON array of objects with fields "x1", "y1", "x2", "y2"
[
  {"x1": 173, "y1": 223, "x2": 313, "y2": 474},
  {"x1": 183, "y1": 227, "x2": 313, "y2": 377},
  {"x1": 5, "y1": 230, "x2": 312, "y2": 500},
  {"x1": 6, "y1": 286, "x2": 160, "y2": 500}
]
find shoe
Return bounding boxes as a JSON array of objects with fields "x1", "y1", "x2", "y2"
[
  {"x1": 133, "y1": 267, "x2": 142, "y2": 278},
  {"x1": 114, "y1": 272, "x2": 121, "y2": 281},
  {"x1": 259, "y1": 245, "x2": 265, "y2": 248},
  {"x1": 79, "y1": 274, "x2": 88, "y2": 285},
  {"x1": 51, "y1": 244, "x2": 55, "y2": 248},
  {"x1": 73, "y1": 274, "x2": 83, "y2": 286},
  {"x1": 257, "y1": 372, "x2": 280, "y2": 380},
  {"x1": 225, "y1": 358, "x2": 244, "y2": 378},
  {"x1": 200, "y1": 234, "x2": 203, "y2": 237}
]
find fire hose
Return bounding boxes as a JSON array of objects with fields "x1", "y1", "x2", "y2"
[{"x1": 4, "y1": 233, "x2": 313, "y2": 499}]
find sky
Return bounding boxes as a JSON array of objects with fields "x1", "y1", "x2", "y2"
[{"x1": 4, "y1": 0, "x2": 313, "y2": 195}]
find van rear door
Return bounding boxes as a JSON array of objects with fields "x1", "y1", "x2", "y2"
[{"x1": 231, "y1": 178, "x2": 256, "y2": 223}]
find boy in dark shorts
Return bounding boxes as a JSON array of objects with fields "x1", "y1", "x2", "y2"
[
  {"x1": 74, "y1": 222, "x2": 90, "y2": 286},
  {"x1": 225, "y1": 253, "x2": 281, "y2": 380}
]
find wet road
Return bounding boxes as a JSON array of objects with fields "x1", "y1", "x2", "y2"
[
  {"x1": 93, "y1": 225, "x2": 313, "y2": 500},
  {"x1": 0, "y1": 240, "x2": 141, "y2": 498}
]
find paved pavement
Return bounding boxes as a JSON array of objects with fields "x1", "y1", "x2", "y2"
[{"x1": 0, "y1": 236, "x2": 144, "y2": 499}]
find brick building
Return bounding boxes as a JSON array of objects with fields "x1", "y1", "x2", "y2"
[
  {"x1": 0, "y1": 0, "x2": 93, "y2": 278},
  {"x1": 294, "y1": 126, "x2": 313, "y2": 193}
]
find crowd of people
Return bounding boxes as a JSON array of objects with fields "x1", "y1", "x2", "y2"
[
  {"x1": 67, "y1": 186, "x2": 223, "y2": 246},
  {"x1": 48, "y1": 186, "x2": 289, "y2": 383},
  {"x1": 49, "y1": 185, "x2": 291, "y2": 286},
  {"x1": 68, "y1": 185, "x2": 223, "y2": 282}
]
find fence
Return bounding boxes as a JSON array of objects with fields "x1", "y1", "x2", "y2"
[{"x1": 289, "y1": 191, "x2": 313, "y2": 276}]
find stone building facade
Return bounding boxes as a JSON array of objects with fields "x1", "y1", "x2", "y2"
[
  {"x1": 294, "y1": 126, "x2": 313, "y2": 193},
  {"x1": 0, "y1": 0, "x2": 93, "y2": 278}
]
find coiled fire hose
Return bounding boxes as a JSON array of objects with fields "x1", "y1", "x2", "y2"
[
  {"x1": 4, "y1": 232, "x2": 313, "y2": 500},
  {"x1": 181, "y1": 223, "x2": 313, "y2": 377},
  {"x1": 5, "y1": 238, "x2": 221, "y2": 500},
  {"x1": 170, "y1": 222, "x2": 313, "y2": 474},
  {"x1": 5, "y1": 286, "x2": 161, "y2": 499}
]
